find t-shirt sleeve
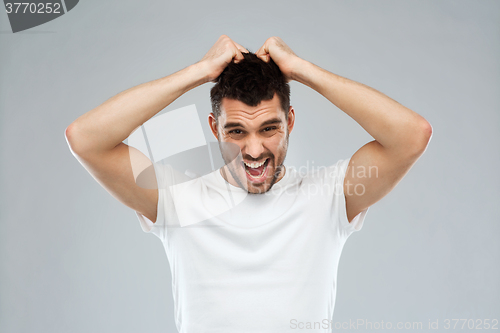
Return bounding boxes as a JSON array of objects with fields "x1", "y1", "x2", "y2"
[
  {"x1": 330, "y1": 157, "x2": 369, "y2": 238},
  {"x1": 135, "y1": 162, "x2": 167, "y2": 241},
  {"x1": 135, "y1": 162, "x2": 186, "y2": 241}
]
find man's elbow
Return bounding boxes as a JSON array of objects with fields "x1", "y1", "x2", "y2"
[
  {"x1": 65, "y1": 123, "x2": 76, "y2": 149},
  {"x1": 419, "y1": 119, "x2": 433, "y2": 149},
  {"x1": 408, "y1": 120, "x2": 433, "y2": 157},
  {"x1": 65, "y1": 122, "x2": 88, "y2": 157}
]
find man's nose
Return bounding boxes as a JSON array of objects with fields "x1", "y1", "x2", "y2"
[{"x1": 243, "y1": 136, "x2": 265, "y2": 160}]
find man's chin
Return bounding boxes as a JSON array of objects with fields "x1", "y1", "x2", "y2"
[
  {"x1": 244, "y1": 170, "x2": 280, "y2": 194},
  {"x1": 246, "y1": 183, "x2": 272, "y2": 194}
]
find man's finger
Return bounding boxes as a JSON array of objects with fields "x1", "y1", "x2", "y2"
[
  {"x1": 230, "y1": 41, "x2": 247, "y2": 63},
  {"x1": 233, "y1": 41, "x2": 249, "y2": 54},
  {"x1": 255, "y1": 43, "x2": 270, "y2": 62},
  {"x1": 234, "y1": 54, "x2": 244, "y2": 63},
  {"x1": 256, "y1": 51, "x2": 270, "y2": 63},
  {"x1": 255, "y1": 44, "x2": 265, "y2": 57},
  {"x1": 233, "y1": 49, "x2": 245, "y2": 63}
]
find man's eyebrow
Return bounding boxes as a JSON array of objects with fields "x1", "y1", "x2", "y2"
[
  {"x1": 259, "y1": 118, "x2": 283, "y2": 127},
  {"x1": 223, "y1": 122, "x2": 244, "y2": 130},
  {"x1": 223, "y1": 118, "x2": 283, "y2": 130}
]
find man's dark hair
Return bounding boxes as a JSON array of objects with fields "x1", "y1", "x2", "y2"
[{"x1": 210, "y1": 52, "x2": 290, "y2": 123}]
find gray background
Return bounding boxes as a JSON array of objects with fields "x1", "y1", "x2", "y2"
[{"x1": 1, "y1": 0, "x2": 499, "y2": 332}]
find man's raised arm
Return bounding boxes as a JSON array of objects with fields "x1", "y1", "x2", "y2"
[
  {"x1": 65, "y1": 35, "x2": 248, "y2": 222},
  {"x1": 256, "y1": 37, "x2": 432, "y2": 223}
]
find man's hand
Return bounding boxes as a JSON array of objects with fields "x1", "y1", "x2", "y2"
[
  {"x1": 255, "y1": 37, "x2": 302, "y2": 82},
  {"x1": 199, "y1": 35, "x2": 249, "y2": 83}
]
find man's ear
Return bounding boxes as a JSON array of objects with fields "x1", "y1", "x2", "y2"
[
  {"x1": 287, "y1": 106, "x2": 295, "y2": 134},
  {"x1": 208, "y1": 113, "x2": 219, "y2": 140}
]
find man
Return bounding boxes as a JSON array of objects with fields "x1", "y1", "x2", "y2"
[{"x1": 65, "y1": 35, "x2": 432, "y2": 332}]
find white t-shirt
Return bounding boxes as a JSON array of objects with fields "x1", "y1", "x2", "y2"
[{"x1": 136, "y1": 158, "x2": 368, "y2": 333}]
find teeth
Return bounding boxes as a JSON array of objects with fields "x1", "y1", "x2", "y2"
[
  {"x1": 245, "y1": 162, "x2": 268, "y2": 178},
  {"x1": 244, "y1": 159, "x2": 267, "y2": 169}
]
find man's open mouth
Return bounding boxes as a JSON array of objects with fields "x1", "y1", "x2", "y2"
[{"x1": 242, "y1": 158, "x2": 270, "y2": 182}]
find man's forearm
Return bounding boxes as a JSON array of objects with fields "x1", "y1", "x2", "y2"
[
  {"x1": 292, "y1": 59, "x2": 432, "y2": 154},
  {"x1": 66, "y1": 62, "x2": 209, "y2": 156}
]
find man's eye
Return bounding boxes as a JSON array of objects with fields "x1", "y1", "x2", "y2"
[
  {"x1": 228, "y1": 129, "x2": 245, "y2": 138},
  {"x1": 262, "y1": 126, "x2": 277, "y2": 132}
]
